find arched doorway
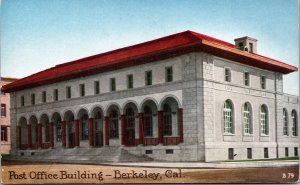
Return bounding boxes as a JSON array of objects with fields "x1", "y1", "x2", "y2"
[
  {"x1": 107, "y1": 105, "x2": 120, "y2": 140},
  {"x1": 91, "y1": 107, "x2": 104, "y2": 147},
  {"x1": 161, "y1": 97, "x2": 179, "y2": 137},
  {"x1": 64, "y1": 111, "x2": 75, "y2": 148},
  {"x1": 77, "y1": 109, "x2": 89, "y2": 142},
  {"x1": 51, "y1": 112, "x2": 62, "y2": 146},
  {"x1": 19, "y1": 117, "x2": 28, "y2": 149},
  {"x1": 125, "y1": 107, "x2": 136, "y2": 146},
  {"x1": 40, "y1": 114, "x2": 50, "y2": 144},
  {"x1": 29, "y1": 115, "x2": 38, "y2": 148}
]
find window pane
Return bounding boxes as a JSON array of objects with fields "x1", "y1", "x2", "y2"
[
  {"x1": 145, "y1": 71, "x2": 152, "y2": 86},
  {"x1": 283, "y1": 109, "x2": 288, "y2": 135},
  {"x1": 1, "y1": 104, "x2": 6, "y2": 117},
  {"x1": 165, "y1": 67, "x2": 173, "y2": 82},
  {"x1": 94, "y1": 81, "x2": 100, "y2": 94},
  {"x1": 224, "y1": 100, "x2": 233, "y2": 133},
  {"x1": 110, "y1": 78, "x2": 116, "y2": 91}
]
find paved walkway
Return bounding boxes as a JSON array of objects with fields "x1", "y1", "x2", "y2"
[{"x1": 102, "y1": 160, "x2": 299, "y2": 168}]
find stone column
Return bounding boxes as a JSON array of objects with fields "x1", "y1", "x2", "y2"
[
  {"x1": 178, "y1": 108, "x2": 183, "y2": 143},
  {"x1": 17, "y1": 125, "x2": 21, "y2": 148},
  {"x1": 88, "y1": 118, "x2": 94, "y2": 146},
  {"x1": 139, "y1": 113, "x2": 144, "y2": 145},
  {"x1": 121, "y1": 115, "x2": 126, "y2": 145},
  {"x1": 104, "y1": 116, "x2": 109, "y2": 145},
  {"x1": 50, "y1": 122, "x2": 54, "y2": 148},
  {"x1": 75, "y1": 120, "x2": 80, "y2": 147},
  {"x1": 38, "y1": 123, "x2": 42, "y2": 148},
  {"x1": 62, "y1": 121, "x2": 66, "y2": 147},
  {"x1": 158, "y1": 111, "x2": 164, "y2": 144},
  {"x1": 27, "y1": 124, "x2": 32, "y2": 148}
]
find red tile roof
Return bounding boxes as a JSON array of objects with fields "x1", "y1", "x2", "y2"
[{"x1": 2, "y1": 30, "x2": 298, "y2": 92}]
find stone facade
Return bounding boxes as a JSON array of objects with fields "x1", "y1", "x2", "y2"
[
  {"x1": 7, "y1": 51, "x2": 299, "y2": 162},
  {"x1": 1, "y1": 77, "x2": 17, "y2": 154}
]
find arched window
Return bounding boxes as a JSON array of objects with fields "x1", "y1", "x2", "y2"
[
  {"x1": 163, "y1": 104, "x2": 172, "y2": 136},
  {"x1": 260, "y1": 105, "x2": 268, "y2": 135},
  {"x1": 243, "y1": 103, "x2": 252, "y2": 134},
  {"x1": 224, "y1": 100, "x2": 234, "y2": 134},
  {"x1": 283, "y1": 109, "x2": 288, "y2": 136},
  {"x1": 144, "y1": 106, "x2": 153, "y2": 137},
  {"x1": 292, "y1": 110, "x2": 298, "y2": 136},
  {"x1": 109, "y1": 109, "x2": 119, "y2": 138}
]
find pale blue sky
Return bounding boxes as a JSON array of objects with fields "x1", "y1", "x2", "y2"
[{"x1": 1, "y1": 0, "x2": 298, "y2": 95}]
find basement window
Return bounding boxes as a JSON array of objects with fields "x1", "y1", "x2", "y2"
[
  {"x1": 145, "y1": 150, "x2": 153, "y2": 154},
  {"x1": 166, "y1": 149, "x2": 173, "y2": 154}
]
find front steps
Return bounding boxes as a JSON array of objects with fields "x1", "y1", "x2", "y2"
[{"x1": 2, "y1": 146, "x2": 153, "y2": 164}]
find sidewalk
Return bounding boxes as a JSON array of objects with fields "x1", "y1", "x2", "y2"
[{"x1": 102, "y1": 160, "x2": 299, "y2": 169}]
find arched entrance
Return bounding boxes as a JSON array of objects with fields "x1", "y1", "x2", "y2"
[
  {"x1": 91, "y1": 107, "x2": 104, "y2": 147},
  {"x1": 51, "y1": 112, "x2": 62, "y2": 146},
  {"x1": 64, "y1": 111, "x2": 75, "y2": 148},
  {"x1": 125, "y1": 107, "x2": 135, "y2": 145},
  {"x1": 123, "y1": 103, "x2": 138, "y2": 146},
  {"x1": 77, "y1": 109, "x2": 89, "y2": 142},
  {"x1": 40, "y1": 114, "x2": 50, "y2": 144},
  {"x1": 19, "y1": 117, "x2": 28, "y2": 149},
  {"x1": 29, "y1": 115, "x2": 38, "y2": 148}
]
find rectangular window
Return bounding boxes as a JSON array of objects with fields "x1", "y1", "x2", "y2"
[
  {"x1": 166, "y1": 149, "x2": 174, "y2": 154},
  {"x1": 66, "y1": 86, "x2": 71, "y2": 99},
  {"x1": 285, "y1": 147, "x2": 289, "y2": 157},
  {"x1": 1, "y1": 104, "x2": 6, "y2": 117},
  {"x1": 94, "y1": 81, "x2": 100, "y2": 94},
  {"x1": 294, "y1": 147, "x2": 298, "y2": 156},
  {"x1": 54, "y1": 89, "x2": 58, "y2": 101},
  {"x1": 247, "y1": 148, "x2": 252, "y2": 159},
  {"x1": 31, "y1": 94, "x2": 35, "y2": 105},
  {"x1": 1, "y1": 90, "x2": 5, "y2": 95},
  {"x1": 228, "y1": 148, "x2": 234, "y2": 160},
  {"x1": 127, "y1": 74, "x2": 133, "y2": 89},
  {"x1": 1, "y1": 127, "x2": 7, "y2": 141},
  {"x1": 80, "y1": 84, "x2": 85, "y2": 97},
  {"x1": 249, "y1": 43, "x2": 253, "y2": 53},
  {"x1": 225, "y1": 68, "x2": 231, "y2": 82},
  {"x1": 264, "y1": 148, "x2": 269, "y2": 158},
  {"x1": 42, "y1": 91, "x2": 47, "y2": 103},
  {"x1": 261, "y1": 76, "x2": 266, "y2": 89},
  {"x1": 244, "y1": 72, "x2": 250, "y2": 86},
  {"x1": 145, "y1": 71, "x2": 152, "y2": 86},
  {"x1": 21, "y1": 96, "x2": 25, "y2": 106},
  {"x1": 165, "y1": 67, "x2": 173, "y2": 82},
  {"x1": 110, "y1": 78, "x2": 116, "y2": 92},
  {"x1": 145, "y1": 150, "x2": 153, "y2": 154}
]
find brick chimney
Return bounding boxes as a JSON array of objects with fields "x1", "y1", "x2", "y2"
[{"x1": 234, "y1": 36, "x2": 257, "y2": 53}]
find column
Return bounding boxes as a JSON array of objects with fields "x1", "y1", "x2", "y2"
[
  {"x1": 121, "y1": 115, "x2": 126, "y2": 145},
  {"x1": 139, "y1": 113, "x2": 144, "y2": 145},
  {"x1": 62, "y1": 121, "x2": 66, "y2": 147},
  {"x1": 27, "y1": 124, "x2": 32, "y2": 148},
  {"x1": 88, "y1": 118, "x2": 94, "y2": 146},
  {"x1": 75, "y1": 120, "x2": 80, "y2": 147},
  {"x1": 158, "y1": 111, "x2": 164, "y2": 144},
  {"x1": 178, "y1": 108, "x2": 183, "y2": 143},
  {"x1": 50, "y1": 122, "x2": 54, "y2": 148},
  {"x1": 104, "y1": 116, "x2": 109, "y2": 145},
  {"x1": 38, "y1": 123, "x2": 42, "y2": 148},
  {"x1": 17, "y1": 125, "x2": 21, "y2": 148}
]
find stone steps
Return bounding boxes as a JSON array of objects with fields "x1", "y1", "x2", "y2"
[{"x1": 3, "y1": 147, "x2": 153, "y2": 163}]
